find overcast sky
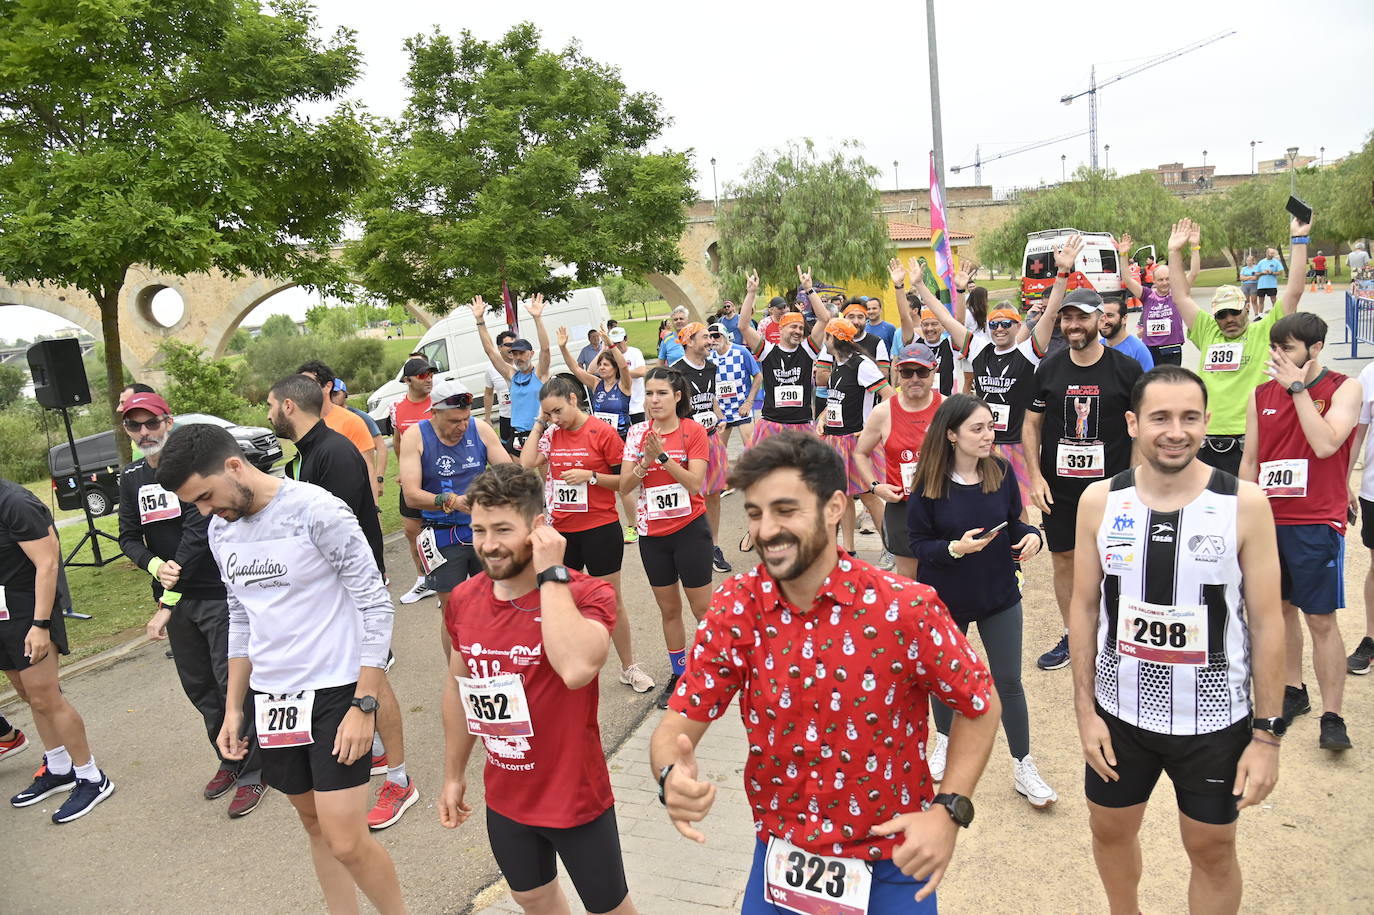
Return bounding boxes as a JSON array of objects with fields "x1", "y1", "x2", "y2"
[{"x1": 6, "y1": 0, "x2": 1371, "y2": 338}]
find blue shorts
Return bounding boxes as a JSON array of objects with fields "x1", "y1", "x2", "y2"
[
  {"x1": 742, "y1": 837, "x2": 934, "y2": 914},
  {"x1": 1275, "y1": 523, "x2": 1344, "y2": 614}
]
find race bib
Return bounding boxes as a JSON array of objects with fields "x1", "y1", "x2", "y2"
[
  {"x1": 0, "y1": 585, "x2": 8, "y2": 622},
  {"x1": 254, "y1": 691, "x2": 315, "y2": 748},
  {"x1": 553, "y1": 480, "x2": 588, "y2": 512},
  {"x1": 717, "y1": 379, "x2": 741, "y2": 399},
  {"x1": 1204, "y1": 343, "x2": 1242, "y2": 372},
  {"x1": 900, "y1": 461, "x2": 919, "y2": 496},
  {"x1": 500, "y1": 390, "x2": 512, "y2": 407},
  {"x1": 646, "y1": 483, "x2": 690, "y2": 520},
  {"x1": 457, "y1": 673, "x2": 534, "y2": 738},
  {"x1": 1056, "y1": 441, "x2": 1105, "y2": 478},
  {"x1": 593, "y1": 411, "x2": 621, "y2": 428},
  {"x1": 1146, "y1": 317, "x2": 1172, "y2": 337},
  {"x1": 764, "y1": 835, "x2": 871, "y2": 915},
  {"x1": 988, "y1": 402, "x2": 1010, "y2": 432},
  {"x1": 774, "y1": 385, "x2": 804, "y2": 408},
  {"x1": 693, "y1": 411, "x2": 718, "y2": 431},
  {"x1": 417, "y1": 527, "x2": 448, "y2": 574},
  {"x1": 1116, "y1": 599, "x2": 1208, "y2": 666},
  {"x1": 1259, "y1": 459, "x2": 1308, "y2": 498},
  {"x1": 824, "y1": 400, "x2": 843, "y2": 427},
  {"x1": 137, "y1": 483, "x2": 181, "y2": 525}
]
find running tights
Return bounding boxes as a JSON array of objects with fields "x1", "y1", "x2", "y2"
[{"x1": 931, "y1": 601, "x2": 1030, "y2": 758}]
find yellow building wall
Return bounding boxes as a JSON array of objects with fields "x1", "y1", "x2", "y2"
[{"x1": 836, "y1": 241, "x2": 966, "y2": 327}]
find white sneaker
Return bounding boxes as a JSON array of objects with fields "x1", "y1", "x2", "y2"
[
  {"x1": 928, "y1": 731, "x2": 948, "y2": 781},
  {"x1": 1013, "y1": 755, "x2": 1058, "y2": 808},
  {"x1": 876, "y1": 550, "x2": 896, "y2": 571},
  {"x1": 619, "y1": 664, "x2": 656, "y2": 693},
  {"x1": 399, "y1": 576, "x2": 436, "y2": 605}
]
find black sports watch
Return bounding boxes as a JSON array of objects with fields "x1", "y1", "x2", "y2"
[
  {"x1": 929, "y1": 792, "x2": 975, "y2": 828},
  {"x1": 29, "y1": 618, "x2": 53, "y2": 630},
  {"x1": 656, "y1": 452, "x2": 670, "y2": 465},
  {"x1": 1252, "y1": 716, "x2": 1288, "y2": 737},
  {"x1": 351, "y1": 695, "x2": 379, "y2": 714},
  {"x1": 1286, "y1": 380, "x2": 1305, "y2": 395},
  {"x1": 537, "y1": 565, "x2": 572, "y2": 587}
]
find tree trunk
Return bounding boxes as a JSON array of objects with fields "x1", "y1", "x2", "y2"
[{"x1": 97, "y1": 285, "x2": 131, "y2": 466}]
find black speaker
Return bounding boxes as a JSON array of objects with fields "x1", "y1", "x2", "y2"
[{"x1": 27, "y1": 339, "x2": 92, "y2": 408}]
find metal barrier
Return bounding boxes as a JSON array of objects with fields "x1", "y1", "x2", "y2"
[{"x1": 1346, "y1": 273, "x2": 1374, "y2": 358}]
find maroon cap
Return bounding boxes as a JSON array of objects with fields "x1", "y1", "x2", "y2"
[{"x1": 120, "y1": 392, "x2": 171, "y2": 417}]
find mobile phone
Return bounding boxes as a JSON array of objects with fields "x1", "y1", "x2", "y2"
[
  {"x1": 1285, "y1": 194, "x2": 1313, "y2": 226},
  {"x1": 981, "y1": 520, "x2": 1009, "y2": 538}
]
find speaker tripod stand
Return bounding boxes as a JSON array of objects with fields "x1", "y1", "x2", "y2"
[{"x1": 53, "y1": 403, "x2": 122, "y2": 572}]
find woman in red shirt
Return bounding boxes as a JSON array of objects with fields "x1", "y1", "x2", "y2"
[{"x1": 619, "y1": 367, "x2": 710, "y2": 708}]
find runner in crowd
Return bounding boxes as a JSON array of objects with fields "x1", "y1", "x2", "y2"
[
  {"x1": 954, "y1": 277, "x2": 990, "y2": 390},
  {"x1": 717, "y1": 299, "x2": 750, "y2": 345},
  {"x1": 756, "y1": 295, "x2": 788, "y2": 345},
  {"x1": 439, "y1": 464, "x2": 638, "y2": 915},
  {"x1": 392, "y1": 357, "x2": 436, "y2": 604},
  {"x1": 865, "y1": 295, "x2": 897, "y2": 352},
  {"x1": 651, "y1": 431, "x2": 999, "y2": 913},
  {"x1": 1311, "y1": 250, "x2": 1328, "y2": 286},
  {"x1": 157, "y1": 424, "x2": 406, "y2": 914},
  {"x1": 1172, "y1": 215, "x2": 1308, "y2": 475},
  {"x1": 618, "y1": 367, "x2": 710, "y2": 709},
  {"x1": 1024, "y1": 285, "x2": 1145, "y2": 672},
  {"x1": 815, "y1": 317, "x2": 894, "y2": 562},
  {"x1": 3, "y1": 477, "x2": 114, "y2": 823},
  {"x1": 399, "y1": 377, "x2": 512, "y2": 641},
  {"x1": 907, "y1": 394, "x2": 1054, "y2": 807},
  {"x1": 606, "y1": 325, "x2": 651, "y2": 543},
  {"x1": 838, "y1": 299, "x2": 891, "y2": 369},
  {"x1": 1239, "y1": 255, "x2": 1260, "y2": 309},
  {"x1": 519, "y1": 376, "x2": 654, "y2": 693},
  {"x1": 1098, "y1": 298, "x2": 1154, "y2": 371},
  {"x1": 1347, "y1": 360, "x2": 1374, "y2": 675},
  {"x1": 117, "y1": 382, "x2": 158, "y2": 460},
  {"x1": 297, "y1": 361, "x2": 379, "y2": 492},
  {"x1": 1240, "y1": 313, "x2": 1357, "y2": 750},
  {"x1": 892, "y1": 264, "x2": 956, "y2": 395},
  {"x1": 739, "y1": 266, "x2": 834, "y2": 446},
  {"x1": 558, "y1": 325, "x2": 632, "y2": 437},
  {"x1": 268, "y1": 374, "x2": 418, "y2": 828},
  {"x1": 1254, "y1": 246, "x2": 1285, "y2": 315},
  {"x1": 332, "y1": 379, "x2": 387, "y2": 500},
  {"x1": 576, "y1": 327, "x2": 604, "y2": 371},
  {"x1": 671, "y1": 320, "x2": 732, "y2": 573},
  {"x1": 473, "y1": 295, "x2": 552, "y2": 454},
  {"x1": 483, "y1": 330, "x2": 517, "y2": 453},
  {"x1": 706, "y1": 320, "x2": 762, "y2": 454},
  {"x1": 1118, "y1": 226, "x2": 1198, "y2": 367},
  {"x1": 657, "y1": 306, "x2": 690, "y2": 365},
  {"x1": 117, "y1": 391, "x2": 264, "y2": 817},
  {"x1": 1070, "y1": 365, "x2": 1283, "y2": 915}
]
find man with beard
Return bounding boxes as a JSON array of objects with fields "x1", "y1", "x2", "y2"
[
  {"x1": 865, "y1": 295, "x2": 898, "y2": 353},
  {"x1": 438, "y1": 464, "x2": 638, "y2": 915},
  {"x1": 739, "y1": 266, "x2": 834, "y2": 447},
  {"x1": 1070, "y1": 366, "x2": 1284, "y2": 915},
  {"x1": 297, "y1": 361, "x2": 378, "y2": 492},
  {"x1": 894, "y1": 296, "x2": 956, "y2": 396},
  {"x1": 1098, "y1": 299, "x2": 1154, "y2": 371},
  {"x1": 1023, "y1": 288, "x2": 1144, "y2": 672},
  {"x1": 268, "y1": 375, "x2": 418, "y2": 828},
  {"x1": 393, "y1": 357, "x2": 436, "y2": 604},
  {"x1": 1118, "y1": 227, "x2": 1199, "y2": 367},
  {"x1": 650, "y1": 431, "x2": 999, "y2": 914},
  {"x1": 157, "y1": 424, "x2": 406, "y2": 914},
  {"x1": 1240, "y1": 313, "x2": 1359, "y2": 751},
  {"x1": 117, "y1": 391, "x2": 264, "y2": 817}
]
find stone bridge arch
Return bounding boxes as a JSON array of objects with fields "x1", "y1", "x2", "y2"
[{"x1": 645, "y1": 216, "x2": 723, "y2": 322}]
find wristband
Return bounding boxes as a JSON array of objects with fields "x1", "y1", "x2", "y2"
[
  {"x1": 1056, "y1": 270, "x2": 1070, "y2": 278},
  {"x1": 146, "y1": 557, "x2": 164, "y2": 578},
  {"x1": 893, "y1": 282, "x2": 905, "y2": 289},
  {"x1": 1290, "y1": 235, "x2": 1309, "y2": 245},
  {"x1": 1190, "y1": 245, "x2": 1201, "y2": 251},
  {"x1": 1251, "y1": 734, "x2": 1281, "y2": 748},
  {"x1": 160, "y1": 590, "x2": 183, "y2": 609},
  {"x1": 434, "y1": 493, "x2": 447, "y2": 508},
  {"x1": 947, "y1": 541, "x2": 962, "y2": 559}
]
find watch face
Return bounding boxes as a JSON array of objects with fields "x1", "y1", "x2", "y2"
[{"x1": 951, "y1": 795, "x2": 975, "y2": 825}]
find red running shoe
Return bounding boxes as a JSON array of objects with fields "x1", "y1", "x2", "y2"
[
  {"x1": 0, "y1": 728, "x2": 29, "y2": 762},
  {"x1": 370, "y1": 753, "x2": 388, "y2": 776},
  {"x1": 204, "y1": 767, "x2": 236, "y2": 800},
  {"x1": 227, "y1": 782, "x2": 266, "y2": 818},
  {"x1": 367, "y1": 779, "x2": 418, "y2": 830}
]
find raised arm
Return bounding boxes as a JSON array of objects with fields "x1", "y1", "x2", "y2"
[
  {"x1": 1186, "y1": 222, "x2": 1202, "y2": 285},
  {"x1": 890, "y1": 259, "x2": 919, "y2": 347},
  {"x1": 909, "y1": 265, "x2": 969, "y2": 350},
  {"x1": 604, "y1": 333, "x2": 633, "y2": 396},
  {"x1": 528, "y1": 294, "x2": 552, "y2": 380},
  {"x1": 1033, "y1": 235, "x2": 1083, "y2": 355},
  {"x1": 740, "y1": 270, "x2": 763, "y2": 353},
  {"x1": 797, "y1": 265, "x2": 830, "y2": 351},
  {"x1": 471, "y1": 297, "x2": 512, "y2": 381},
  {"x1": 1167, "y1": 220, "x2": 1204, "y2": 329},
  {"x1": 1279, "y1": 215, "x2": 1311, "y2": 316},
  {"x1": 1117, "y1": 233, "x2": 1143, "y2": 299},
  {"x1": 557, "y1": 326, "x2": 600, "y2": 387}
]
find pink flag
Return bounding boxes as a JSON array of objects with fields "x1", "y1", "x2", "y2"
[
  {"x1": 929, "y1": 152, "x2": 956, "y2": 294},
  {"x1": 502, "y1": 280, "x2": 519, "y2": 337}
]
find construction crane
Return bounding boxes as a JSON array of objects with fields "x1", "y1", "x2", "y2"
[
  {"x1": 950, "y1": 130, "x2": 1089, "y2": 185},
  {"x1": 1061, "y1": 30, "x2": 1235, "y2": 171}
]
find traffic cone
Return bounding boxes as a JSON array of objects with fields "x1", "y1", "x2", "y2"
[
  {"x1": 1325, "y1": 280, "x2": 1334, "y2": 293},
  {"x1": 1310, "y1": 280, "x2": 1318, "y2": 292}
]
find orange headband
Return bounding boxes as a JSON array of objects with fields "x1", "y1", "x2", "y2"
[
  {"x1": 778, "y1": 312, "x2": 804, "y2": 327},
  {"x1": 825, "y1": 317, "x2": 857, "y2": 341},
  {"x1": 988, "y1": 307, "x2": 1022, "y2": 324},
  {"x1": 842, "y1": 304, "x2": 867, "y2": 318},
  {"x1": 676, "y1": 322, "x2": 705, "y2": 344}
]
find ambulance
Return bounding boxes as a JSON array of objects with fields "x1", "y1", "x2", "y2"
[{"x1": 1020, "y1": 229, "x2": 1124, "y2": 304}]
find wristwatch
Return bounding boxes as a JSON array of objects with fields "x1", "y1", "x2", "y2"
[
  {"x1": 29, "y1": 618, "x2": 53, "y2": 630},
  {"x1": 1252, "y1": 716, "x2": 1288, "y2": 737},
  {"x1": 1286, "y1": 380, "x2": 1305, "y2": 395},
  {"x1": 351, "y1": 695, "x2": 379, "y2": 714},
  {"x1": 376, "y1": 476, "x2": 385, "y2": 483},
  {"x1": 537, "y1": 565, "x2": 572, "y2": 587},
  {"x1": 656, "y1": 452, "x2": 670, "y2": 465},
  {"x1": 589, "y1": 472, "x2": 599, "y2": 487},
  {"x1": 929, "y1": 792, "x2": 975, "y2": 828}
]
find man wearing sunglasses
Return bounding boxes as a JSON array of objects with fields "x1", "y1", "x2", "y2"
[
  {"x1": 117, "y1": 392, "x2": 265, "y2": 817},
  {"x1": 393, "y1": 357, "x2": 436, "y2": 605},
  {"x1": 473, "y1": 295, "x2": 552, "y2": 455}
]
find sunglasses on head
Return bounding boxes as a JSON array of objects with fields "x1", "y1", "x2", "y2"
[
  {"x1": 898, "y1": 366, "x2": 933, "y2": 378},
  {"x1": 988, "y1": 319, "x2": 1017, "y2": 330},
  {"x1": 438, "y1": 393, "x2": 473, "y2": 409},
  {"x1": 123, "y1": 415, "x2": 167, "y2": 432}
]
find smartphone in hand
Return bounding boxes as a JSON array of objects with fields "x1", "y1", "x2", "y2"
[{"x1": 1286, "y1": 194, "x2": 1313, "y2": 226}]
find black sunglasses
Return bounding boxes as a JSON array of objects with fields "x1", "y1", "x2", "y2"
[
  {"x1": 437, "y1": 393, "x2": 473, "y2": 409},
  {"x1": 988, "y1": 319, "x2": 1017, "y2": 330},
  {"x1": 898, "y1": 366, "x2": 933, "y2": 378},
  {"x1": 123, "y1": 416, "x2": 168, "y2": 432}
]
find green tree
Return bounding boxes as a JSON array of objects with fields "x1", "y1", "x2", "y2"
[
  {"x1": 349, "y1": 22, "x2": 694, "y2": 315},
  {"x1": 601, "y1": 274, "x2": 662, "y2": 309},
  {"x1": 0, "y1": 362, "x2": 26, "y2": 408},
  {"x1": 1328, "y1": 132, "x2": 1374, "y2": 244},
  {"x1": 225, "y1": 328, "x2": 252, "y2": 355},
  {"x1": 716, "y1": 141, "x2": 892, "y2": 301},
  {"x1": 259, "y1": 313, "x2": 302, "y2": 339},
  {"x1": 159, "y1": 340, "x2": 249, "y2": 421},
  {"x1": 306, "y1": 303, "x2": 359, "y2": 337},
  {"x1": 0, "y1": 0, "x2": 375, "y2": 464}
]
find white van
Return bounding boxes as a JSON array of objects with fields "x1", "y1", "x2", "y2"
[
  {"x1": 367, "y1": 286, "x2": 611, "y2": 432},
  {"x1": 1020, "y1": 229, "x2": 1124, "y2": 304}
]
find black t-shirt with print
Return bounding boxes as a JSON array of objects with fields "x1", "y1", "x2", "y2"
[
  {"x1": 969, "y1": 337, "x2": 1042, "y2": 445},
  {"x1": 823, "y1": 355, "x2": 887, "y2": 436},
  {"x1": 671, "y1": 357, "x2": 719, "y2": 433},
  {"x1": 756, "y1": 340, "x2": 820, "y2": 425}
]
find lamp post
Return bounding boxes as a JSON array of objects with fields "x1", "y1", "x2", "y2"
[
  {"x1": 1202, "y1": 149, "x2": 1208, "y2": 167},
  {"x1": 1104, "y1": 144, "x2": 1110, "y2": 174},
  {"x1": 1320, "y1": 145, "x2": 1325, "y2": 166},
  {"x1": 710, "y1": 157, "x2": 717, "y2": 212},
  {"x1": 1061, "y1": 154, "x2": 1067, "y2": 182},
  {"x1": 893, "y1": 160, "x2": 900, "y2": 192},
  {"x1": 1286, "y1": 145, "x2": 1299, "y2": 194},
  {"x1": 1251, "y1": 139, "x2": 1262, "y2": 174}
]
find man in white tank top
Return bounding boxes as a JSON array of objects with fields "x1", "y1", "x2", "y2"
[{"x1": 1068, "y1": 365, "x2": 1284, "y2": 914}]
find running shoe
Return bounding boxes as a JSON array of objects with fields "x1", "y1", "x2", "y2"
[
  {"x1": 876, "y1": 550, "x2": 896, "y2": 571},
  {"x1": 52, "y1": 772, "x2": 115, "y2": 823},
  {"x1": 712, "y1": 546, "x2": 733, "y2": 574},
  {"x1": 0, "y1": 728, "x2": 29, "y2": 762},
  {"x1": 1013, "y1": 755, "x2": 1058, "y2": 808},
  {"x1": 370, "y1": 752, "x2": 389, "y2": 776},
  {"x1": 1036, "y1": 634, "x2": 1070, "y2": 671},
  {"x1": 384, "y1": 650, "x2": 396, "y2": 673},
  {"x1": 368, "y1": 778, "x2": 419, "y2": 830},
  {"x1": 1319, "y1": 713, "x2": 1352, "y2": 751},
  {"x1": 203, "y1": 766, "x2": 237, "y2": 800},
  {"x1": 399, "y1": 576, "x2": 435, "y2": 605},
  {"x1": 1348, "y1": 636, "x2": 1374, "y2": 675},
  {"x1": 227, "y1": 782, "x2": 266, "y2": 818},
  {"x1": 657, "y1": 673, "x2": 681, "y2": 710},
  {"x1": 721, "y1": 487, "x2": 735, "y2": 497},
  {"x1": 623, "y1": 525, "x2": 639, "y2": 544},
  {"x1": 10, "y1": 763, "x2": 76, "y2": 807},
  {"x1": 619, "y1": 664, "x2": 656, "y2": 693},
  {"x1": 1283, "y1": 684, "x2": 1311, "y2": 724},
  {"x1": 928, "y1": 731, "x2": 949, "y2": 782}
]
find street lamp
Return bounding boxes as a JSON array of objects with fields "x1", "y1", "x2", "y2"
[
  {"x1": 893, "y1": 160, "x2": 900, "y2": 192},
  {"x1": 1320, "y1": 146, "x2": 1325, "y2": 166},
  {"x1": 710, "y1": 157, "x2": 718, "y2": 212},
  {"x1": 1202, "y1": 149, "x2": 1208, "y2": 167},
  {"x1": 1061, "y1": 154, "x2": 1067, "y2": 182},
  {"x1": 1104, "y1": 144, "x2": 1110, "y2": 173},
  {"x1": 1286, "y1": 146, "x2": 1299, "y2": 193},
  {"x1": 1251, "y1": 139, "x2": 1263, "y2": 174}
]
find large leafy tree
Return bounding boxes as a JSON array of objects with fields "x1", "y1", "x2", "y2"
[
  {"x1": 716, "y1": 141, "x2": 891, "y2": 301},
  {"x1": 349, "y1": 22, "x2": 695, "y2": 314},
  {"x1": 1328, "y1": 131, "x2": 1374, "y2": 245},
  {"x1": 0, "y1": 0, "x2": 375, "y2": 462}
]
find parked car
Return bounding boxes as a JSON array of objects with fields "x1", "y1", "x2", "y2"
[
  {"x1": 1020, "y1": 229, "x2": 1124, "y2": 305},
  {"x1": 49, "y1": 413, "x2": 282, "y2": 517}
]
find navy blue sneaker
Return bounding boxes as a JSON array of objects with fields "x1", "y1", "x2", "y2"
[
  {"x1": 52, "y1": 772, "x2": 115, "y2": 823},
  {"x1": 712, "y1": 546, "x2": 733, "y2": 574},
  {"x1": 10, "y1": 763, "x2": 77, "y2": 808},
  {"x1": 1036, "y1": 634, "x2": 1071, "y2": 671}
]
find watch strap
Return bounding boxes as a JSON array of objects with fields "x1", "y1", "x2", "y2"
[{"x1": 657, "y1": 763, "x2": 674, "y2": 805}]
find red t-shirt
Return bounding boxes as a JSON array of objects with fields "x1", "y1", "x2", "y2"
[
  {"x1": 883, "y1": 392, "x2": 942, "y2": 495},
  {"x1": 622, "y1": 419, "x2": 709, "y2": 536},
  {"x1": 445, "y1": 570, "x2": 617, "y2": 828},
  {"x1": 537, "y1": 416, "x2": 623, "y2": 533},
  {"x1": 669, "y1": 551, "x2": 994, "y2": 859},
  {"x1": 1313, "y1": 255, "x2": 1327, "y2": 271},
  {"x1": 390, "y1": 395, "x2": 432, "y2": 441},
  {"x1": 758, "y1": 316, "x2": 782, "y2": 345},
  {"x1": 1254, "y1": 371, "x2": 1354, "y2": 531}
]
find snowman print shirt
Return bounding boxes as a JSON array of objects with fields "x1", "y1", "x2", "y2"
[{"x1": 669, "y1": 549, "x2": 993, "y2": 860}]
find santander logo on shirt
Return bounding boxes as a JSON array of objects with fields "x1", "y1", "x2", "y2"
[{"x1": 465, "y1": 641, "x2": 543, "y2": 667}]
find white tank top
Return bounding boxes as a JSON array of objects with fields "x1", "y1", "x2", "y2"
[{"x1": 1094, "y1": 468, "x2": 1250, "y2": 735}]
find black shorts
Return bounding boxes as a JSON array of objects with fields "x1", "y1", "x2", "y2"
[
  {"x1": 1085, "y1": 705, "x2": 1249, "y2": 825},
  {"x1": 424, "y1": 534, "x2": 483, "y2": 594},
  {"x1": 562, "y1": 521, "x2": 625, "y2": 577},
  {"x1": 1256, "y1": 288, "x2": 1278, "y2": 304},
  {"x1": 1041, "y1": 491, "x2": 1082, "y2": 553},
  {"x1": 399, "y1": 487, "x2": 422, "y2": 520},
  {"x1": 1147, "y1": 344, "x2": 1183, "y2": 367},
  {"x1": 1360, "y1": 498, "x2": 1374, "y2": 549},
  {"x1": 1314, "y1": 269, "x2": 1328, "y2": 279},
  {"x1": 256, "y1": 683, "x2": 371, "y2": 796},
  {"x1": 0, "y1": 602, "x2": 69, "y2": 672},
  {"x1": 884, "y1": 500, "x2": 914, "y2": 559},
  {"x1": 629, "y1": 412, "x2": 646, "y2": 425},
  {"x1": 638, "y1": 514, "x2": 713, "y2": 589},
  {"x1": 486, "y1": 805, "x2": 629, "y2": 912}
]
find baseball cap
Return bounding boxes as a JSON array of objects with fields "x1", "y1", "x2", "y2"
[
  {"x1": 507, "y1": 338, "x2": 534, "y2": 353},
  {"x1": 895, "y1": 342, "x2": 938, "y2": 368},
  {"x1": 988, "y1": 307, "x2": 1022, "y2": 324},
  {"x1": 430, "y1": 377, "x2": 472, "y2": 409},
  {"x1": 1060, "y1": 289, "x2": 1104, "y2": 313},
  {"x1": 677, "y1": 321, "x2": 706, "y2": 344},
  {"x1": 120, "y1": 392, "x2": 171, "y2": 417},
  {"x1": 1209, "y1": 285, "x2": 1246, "y2": 315},
  {"x1": 767, "y1": 296, "x2": 788, "y2": 310},
  {"x1": 402, "y1": 357, "x2": 434, "y2": 378},
  {"x1": 825, "y1": 318, "x2": 857, "y2": 341},
  {"x1": 707, "y1": 322, "x2": 728, "y2": 336},
  {"x1": 332, "y1": 378, "x2": 348, "y2": 393},
  {"x1": 607, "y1": 327, "x2": 627, "y2": 343}
]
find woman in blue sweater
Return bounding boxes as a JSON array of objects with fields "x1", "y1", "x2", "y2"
[{"x1": 906, "y1": 393, "x2": 1056, "y2": 808}]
